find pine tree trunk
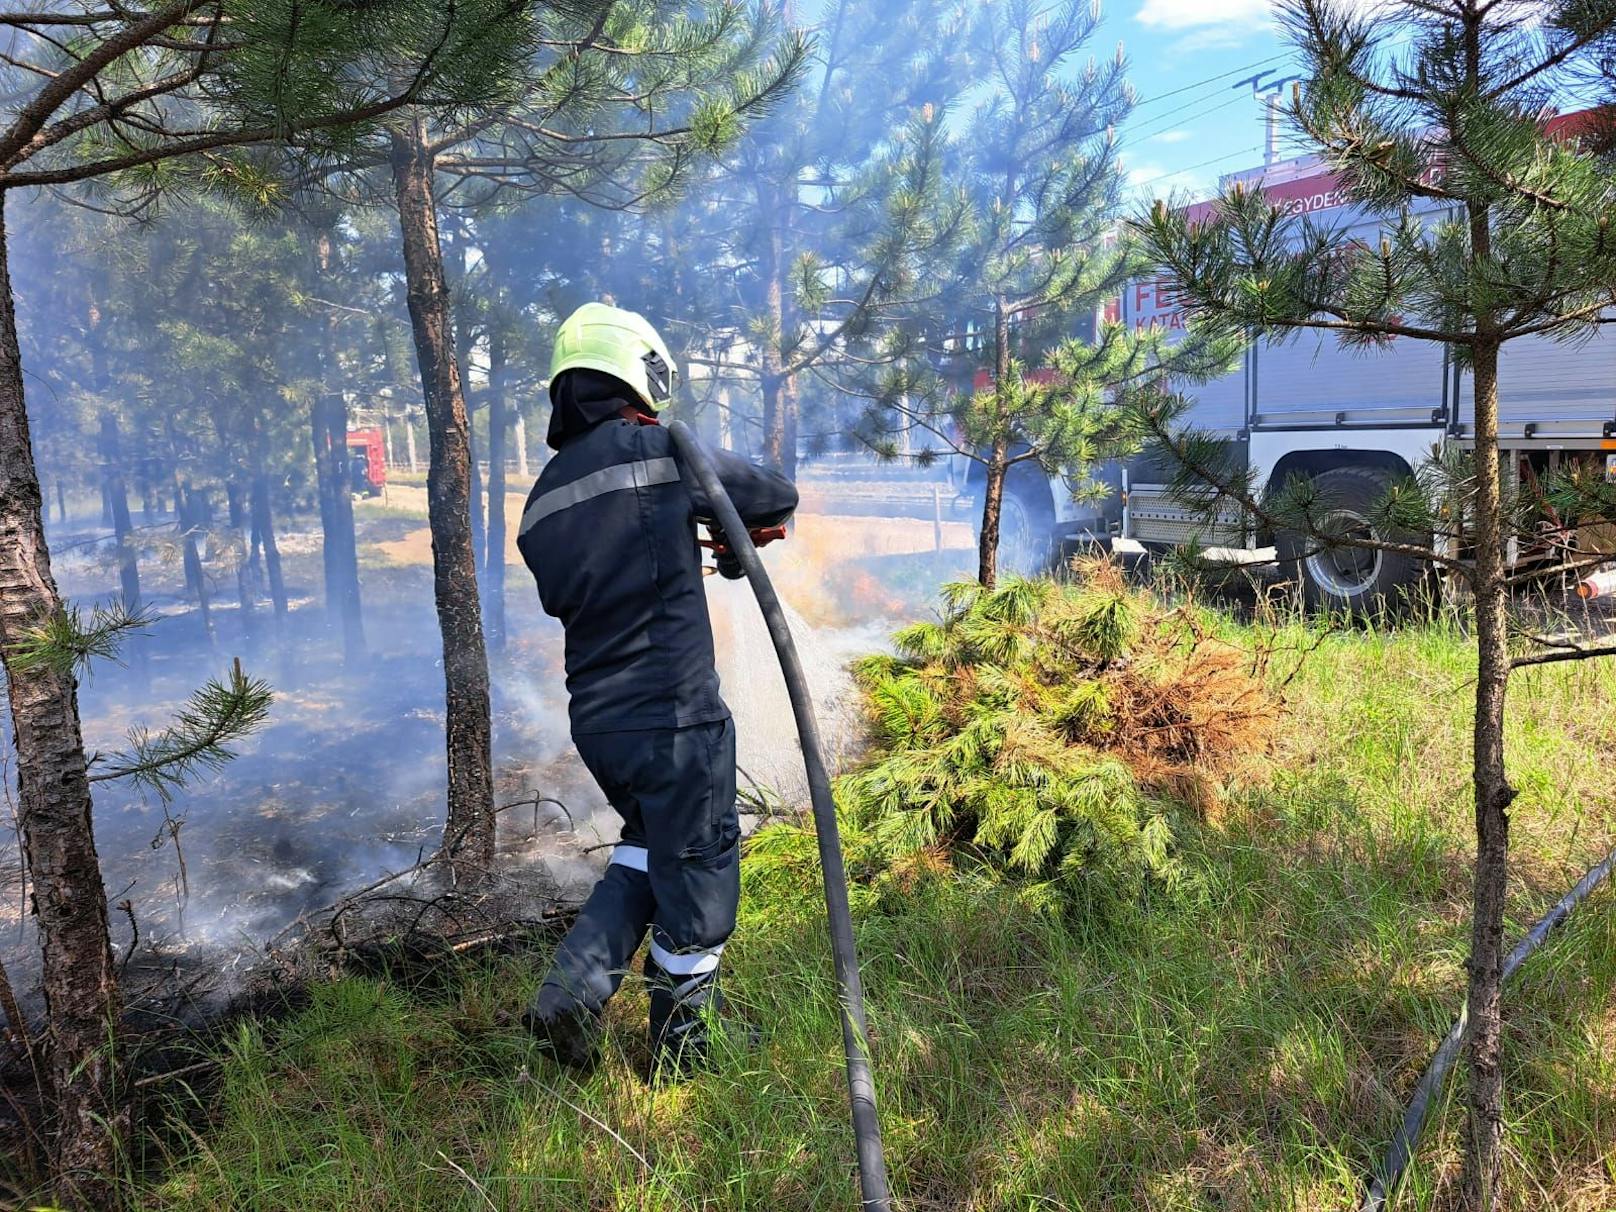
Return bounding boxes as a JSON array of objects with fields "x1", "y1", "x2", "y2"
[
  {"x1": 977, "y1": 300, "x2": 1013, "y2": 590},
  {"x1": 389, "y1": 121, "x2": 495, "y2": 869},
  {"x1": 310, "y1": 403, "x2": 340, "y2": 622},
  {"x1": 174, "y1": 475, "x2": 213, "y2": 642},
  {"x1": 484, "y1": 325, "x2": 508, "y2": 652},
  {"x1": 451, "y1": 287, "x2": 486, "y2": 571},
  {"x1": 97, "y1": 413, "x2": 140, "y2": 612},
  {"x1": 226, "y1": 480, "x2": 256, "y2": 638},
  {"x1": 251, "y1": 420, "x2": 287, "y2": 620},
  {"x1": 978, "y1": 438, "x2": 1007, "y2": 590},
  {"x1": 251, "y1": 475, "x2": 287, "y2": 618},
  {"x1": 0, "y1": 192, "x2": 124, "y2": 1211},
  {"x1": 760, "y1": 191, "x2": 796, "y2": 476},
  {"x1": 89, "y1": 309, "x2": 139, "y2": 613},
  {"x1": 469, "y1": 422, "x2": 485, "y2": 572},
  {"x1": 308, "y1": 229, "x2": 365, "y2": 661},
  {"x1": 316, "y1": 396, "x2": 365, "y2": 662},
  {"x1": 1462, "y1": 338, "x2": 1515, "y2": 1212},
  {"x1": 514, "y1": 412, "x2": 528, "y2": 478},
  {"x1": 761, "y1": 372, "x2": 784, "y2": 470},
  {"x1": 783, "y1": 371, "x2": 800, "y2": 476}
]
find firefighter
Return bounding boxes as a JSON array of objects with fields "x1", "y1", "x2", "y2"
[{"x1": 516, "y1": 302, "x2": 797, "y2": 1077}]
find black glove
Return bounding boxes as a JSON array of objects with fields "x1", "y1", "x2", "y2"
[{"x1": 715, "y1": 549, "x2": 745, "y2": 581}]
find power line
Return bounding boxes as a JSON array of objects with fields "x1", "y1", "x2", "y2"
[
  {"x1": 1125, "y1": 88, "x2": 1252, "y2": 144},
  {"x1": 1128, "y1": 53, "x2": 1290, "y2": 112}
]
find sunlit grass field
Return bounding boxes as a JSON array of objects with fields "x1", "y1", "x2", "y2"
[{"x1": 136, "y1": 607, "x2": 1616, "y2": 1211}]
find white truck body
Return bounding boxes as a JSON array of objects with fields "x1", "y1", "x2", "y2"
[
  {"x1": 1103, "y1": 148, "x2": 1616, "y2": 601},
  {"x1": 949, "y1": 137, "x2": 1616, "y2": 603}
]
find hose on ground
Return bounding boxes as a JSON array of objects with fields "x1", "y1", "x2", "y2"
[
  {"x1": 667, "y1": 421, "x2": 892, "y2": 1212},
  {"x1": 1362, "y1": 846, "x2": 1615, "y2": 1210}
]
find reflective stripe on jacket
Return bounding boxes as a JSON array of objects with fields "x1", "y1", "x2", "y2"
[{"x1": 516, "y1": 418, "x2": 797, "y2": 734}]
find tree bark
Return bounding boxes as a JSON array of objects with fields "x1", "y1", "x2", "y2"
[
  {"x1": 1456, "y1": 30, "x2": 1514, "y2": 1188},
  {"x1": 759, "y1": 187, "x2": 797, "y2": 477},
  {"x1": 251, "y1": 418, "x2": 287, "y2": 620},
  {"x1": 97, "y1": 413, "x2": 139, "y2": 612},
  {"x1": 761, "y1": 371, "x2": 785, "y2": 471},
  {"x1": 978, "y1": 437, "x2": 1007, "y2": 590},
  {"x1": 389, "y1": 121, "x2": 495, "y2": 868},
  {"x1": 484, "y1": 324, "x2": 508, "y2": 652},
  {"x1": 310, "y1": 401, "x2": 340, "y2": 620},
  {"x1": 0, "y1": 193, "x2": 124, "y2": 1210},
  {"x1": 976, "y1": 300, "x2": 1013, "y2": 590},
  {"x1": 309, "y1": 230, "x2": 366, "y2": 663},
  {"x1": 226, "y1": 479, "x2": 255, "y2": 638},
  {"x1": 450, "y1": 278, "x2": 486, "y2": 572},
  {"x1": 1462, "y1": 336, "x2": 1515, "y2": 1212},
  {"x1": 469, "y1": 419, "x2": 485, "y2": 572},
  {"x1": 172, "y1": 472, "x2": 213, "y2": 643},
  {"x1": 312, "y1": 394, "x2": 365, "y2": 662}
]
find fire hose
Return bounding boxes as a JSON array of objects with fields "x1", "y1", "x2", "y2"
[
  {"x1": 1361, "y1": 845, "x2": 1615, "y2": 1210},
  {"x1": 667, "y1": 420, "x2": 893, "y2": 1212}
]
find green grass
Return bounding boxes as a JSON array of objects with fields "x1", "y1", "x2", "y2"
[{"x1": 136, "y1": 615, "x2": 1616, "y2": 1211}]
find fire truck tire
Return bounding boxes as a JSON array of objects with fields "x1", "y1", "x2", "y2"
[
  {"x1": 978, "y1": 477, "x2": 1055, "y2": 578},
  {"x1": 1276, "y1": 465, "x2": 1425, "y2": 615}
]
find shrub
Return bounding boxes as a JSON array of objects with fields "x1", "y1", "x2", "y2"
[{"x1": 751, "y1": 563, "x2": 1280, "y2": 909}]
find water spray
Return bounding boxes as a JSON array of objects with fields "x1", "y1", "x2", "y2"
[{"x1": 667, "y1": 420, "x2": 892, "y2": 1212}]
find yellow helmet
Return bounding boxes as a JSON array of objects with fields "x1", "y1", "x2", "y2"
[{"x1": 549, "y1": 302, "x2": 679, "y2": 412}]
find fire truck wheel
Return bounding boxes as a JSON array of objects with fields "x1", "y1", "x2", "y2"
[
  {"x1": 1277, "y1": 465, "x2": 1426, "y2": 615},
  {"x1": 989, "y1": 479, "x2": 1055, "y2": 578}
]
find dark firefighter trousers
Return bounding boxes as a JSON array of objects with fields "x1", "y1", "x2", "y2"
[{"x1": 534, "y1": 717, "x2": 740, "y2": 1020}]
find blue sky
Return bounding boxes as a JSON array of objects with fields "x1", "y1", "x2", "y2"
[{"x1": 1115, "y1": 1, "x2": 1301, "y2": 199}]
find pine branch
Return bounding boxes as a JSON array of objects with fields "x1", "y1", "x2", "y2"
[
  {"x1": 1511, "y1": 641, "x2": 1616, "y2": 669},
  {"x1": 88, "y1": 657, "x2": 272, "y2": 800},
  {"x1": 6, "y1": 600, "x2": 156, "y2": 679}
]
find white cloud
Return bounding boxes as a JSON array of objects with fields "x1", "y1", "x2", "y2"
[
  {"x1": 1150, "y1": 129, "x2": 1193, "y2": 143},
  {"x1": 1135, "y1": 0, "x2": 1269, "y2": 30},
  {"x1": 1167, "y1": 26, "x2": 1255, "y2": 52}
]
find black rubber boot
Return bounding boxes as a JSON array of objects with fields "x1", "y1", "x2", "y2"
[
  {"x1": 646, "y1": 956, "x2": 726, "y2": 1082},
  {"x1": 522, "y1": 985, "x2": 603, "y2": 1072}
]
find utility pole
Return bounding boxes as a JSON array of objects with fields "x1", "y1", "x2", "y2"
[{"x1": 1232, "y1": 69, "x2": 1303, "y2": 168}]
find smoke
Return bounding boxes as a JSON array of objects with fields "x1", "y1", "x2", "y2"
[{"x1": 0, "y1": 447, "x2": 976, "y2": 1013}]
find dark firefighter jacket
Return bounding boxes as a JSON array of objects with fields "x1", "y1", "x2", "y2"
[{"x1": 517, "y1": 415, "x2": 798, "y2": 736}]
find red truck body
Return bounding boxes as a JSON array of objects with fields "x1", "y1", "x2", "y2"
[{"x1": 346, "y1": 428, "x2": 386, "y2": 495}]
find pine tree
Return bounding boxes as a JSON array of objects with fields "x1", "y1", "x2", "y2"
[
  {"x1": 1131, "y1": 4, "x2": 1616, "y2": 1205},
  {"x1": 886, "y1": 0, "x2": 1134, "y2": 589},
  {"x1": 288, "y1": 2, "x2": 806, "y2": 870},
  {"x1": 666, "y1": 0, "x2": 977, "y2": 477},
  {"x1": 0, "y1": 4, "x2": 534, "y2": 1201}
]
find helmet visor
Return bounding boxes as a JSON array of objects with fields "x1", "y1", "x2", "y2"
[{"x1": 642, "y1": 350, "x2": 674, "y2": 404}]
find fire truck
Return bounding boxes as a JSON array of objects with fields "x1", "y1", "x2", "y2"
[
  {"x1": 345, "y1": 427, "x2": 386, "y2": 497},
  {"x1": 968, "y1": 131, "x2": 1616, "y2": 611}
]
